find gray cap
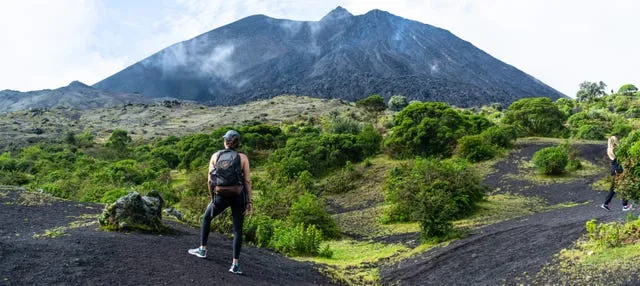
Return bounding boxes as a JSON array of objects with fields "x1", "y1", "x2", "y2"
[{"x1": 223, "y1": 130, "x2": 240, "y2": 141}]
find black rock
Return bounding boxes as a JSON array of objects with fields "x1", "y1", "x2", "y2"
[{"x1": 99, "y1": 191, "x2": 165, "y2": 232}]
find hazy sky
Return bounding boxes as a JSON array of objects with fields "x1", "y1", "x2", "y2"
[{"x1": 1, "y1": 0, "x2": 638, "y2": 97}]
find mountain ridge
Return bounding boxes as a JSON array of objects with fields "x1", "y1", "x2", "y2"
[
  {"x1": 0, "y1": 81, "x2": 150, "y2": 113},
  {"x1": 94, "y1": 7, "x2": 564, "y2": 107}
]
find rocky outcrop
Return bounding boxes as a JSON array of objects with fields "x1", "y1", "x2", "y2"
[{"x1": 99, "y1": 190, "x2": 165, "y2": 232}]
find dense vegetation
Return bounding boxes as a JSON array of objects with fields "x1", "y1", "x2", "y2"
[{"x1": 2, "y1": 81, "x2": 639, "y2": 258}]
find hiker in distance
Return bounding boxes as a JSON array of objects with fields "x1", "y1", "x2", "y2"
[
  {"x1": 601, "y1": 135, "x2": 632, "y2": 212},
  {"x1": 189, "y1": 130, "x2": 253, "y2": 274}
]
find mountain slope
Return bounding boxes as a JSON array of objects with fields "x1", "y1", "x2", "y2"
[
  {"x1": 0, "y1": 81, "x2": 149, "y2": 113},
  {"x1": 94, "y1": 7, "x2": 564, "y2": 107}
]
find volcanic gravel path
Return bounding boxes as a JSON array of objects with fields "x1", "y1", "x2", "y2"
[
  {"x1": 0, "y1": 188, "x2": 333, "y2": 285},
  {"x1": 382, "y1": 141, "x2": 636, "y2": 285}
]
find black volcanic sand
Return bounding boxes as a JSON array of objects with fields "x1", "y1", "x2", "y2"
[
  {"x1": 382, "y1": 141, "x2": 638, "y2": 285},
  {"x1": 0, "y1": 189, "x2": 333, "y2": 285}
]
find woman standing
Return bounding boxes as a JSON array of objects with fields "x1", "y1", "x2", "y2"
[
  {"x1": 601, "y1": 135, "x2": 632, "y2": 211},
  {"x1": 188, "y1": 130, "x2": 253, "y2": 274}
]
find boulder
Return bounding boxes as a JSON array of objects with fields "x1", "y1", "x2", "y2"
[
  {"x1": 163, "y1": 207, "x2": 184, "y2": 221},
  {"x1": 99, "y1": 191, "x2": 165, "y2": 232}
]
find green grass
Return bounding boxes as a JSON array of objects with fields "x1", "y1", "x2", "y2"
[
  {"x1": 591, "y1": 175, "x2": 612, "y2": 192},
  {"x1": 295, "y1": 240, "x2": 409, "y2": 285},
  {"x1": 325, "y1": 155, "x2": 407, "y2": 211},
  {"x1": 454, "y1": 194, "x2": 546, "y2": 229},
  {"x1": 333, "y1": 205, "x2": 420, "y2": 239},
  {"x1": 506, "y1": 158, "x2": 604, "y2": 185},
  {"x1": 33, "y1": 226, "x2": 68, "y2": 239},
  {"x1": 517, "y1": 137, "x2": 605, "y2": 145},
  {"x1": 170, "y1": 170, "x2": 186, "y2": 188}
]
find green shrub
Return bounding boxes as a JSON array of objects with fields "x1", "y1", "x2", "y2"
[
  {"x1": 356, "y1": 124, "x2": 382, "y2": 157},
  {"x1": 270, "y1": 223, "x2": 323, "y2": 256},
  {"x1": 182, "y1": 167, "x2": 209, "y2": 198},
  {"x1": 502, "y1": 97, "x2": 566, "y2": 137},
  {"x1": 455, "y1": 135, "x2": 497, "y2": 162},
  {"x1": 625, "y1": 103, "x2": 640, "y2": 118},
  {"x1": 100, "y1": 188, "x2": 130, "y2": 204},
  {"x1": 567, "y1": 109, "x2": 628, "y2": 137},
  {"x1": 585, "y1": 218, "x2": 640, "y2": 249},
  {"x1": 0, "y1": 170, "x2": 31, "y2": 185},
  {"x1": 0, "y1": 152, "x2": 18, "y2": 171},
  {"x1": 611, "y1": 123, "x2": 632, "y2": 138},
  {"x1": 270, "y1": 133, "x2": 364, "y2": 179},
  {"x1": 384, "y1": 102, "x2": 471, "y2": 159},
  {"x1": 383, "y1": 158, "x2": 485, "y2": 240},
  {"x1": 574, "y1": 124, "x2": 605, "y2": 140},
  {"x1": 388, "y1": 95, "x2": 408, "y2": 111},
  {"x1": 466, "y1": 115, "x2": 495, "y2": 135},
  {"x1": 559, "y1": 141, "x2": 582, "y2": 171},
  {"x1": 105, "y1": 129, "x2": 132, "y2": 151},
  {"x1": 244, "y1": 214, "x2": 280, "y2": 247},
  {"x1": 532, "y1": 147, "x2": 569, "y2": 175},
  {"x1": 357, "y1": 94, "x2": 387, "y2": 113},
  {"x1": 612, "y1": 95, "x2": 632, "y2": 112},
  {"x1": 322, "y1": 112, "x2": 361, "y2": 135},
  {"x1": 481, "y1": 125, "x2": 518, "y2": 148},
  {"x1": 318, "y1": 243, "x2": 334, "y2": 258},
  {"x1": 287, "y1": 193, "x2": 340, "y2": 238},
  {"x1": 615, "y1": 131, "x2": 640, "y2": 201},
  {"x1": 321, "y1": 161, "x2": 361, "y2": 194}
]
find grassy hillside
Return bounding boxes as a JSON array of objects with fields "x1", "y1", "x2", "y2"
[{"x1": 2, "y1": 92, "x2": 640, "y2": 285}]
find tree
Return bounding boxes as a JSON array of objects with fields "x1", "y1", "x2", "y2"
[
  {"x1": 576, "y1": 81, "x2": 607, "y2": 102},
  {"x1": 356, "y1": 94, "x2": 387, "y2": 113},
  {"x1": 502, "y1": 97, "x2": 566, "y2": 137},
  {"x1": 388, "y1": 95, "x2": 408, "y2": 111},
  {"x1": 618, "y1": 84, "x2": 638, "y2": 96}
]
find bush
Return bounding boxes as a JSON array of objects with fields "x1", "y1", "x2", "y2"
[
  {"x1": 574, "y1": 124, "x2": 605, "y2": 140},
  {"x1": 322, "y1": 111, "x2": 361, "y2": 135},
  {"x1": 567, "y1": 109, "x2": 627, "y2": 137},
  {"x1": 559, "y1": 141, "x2": 582, "y2": 171},
  {"x1": 455, "y1": 135, "x2": 497, "y2": 162},
  {"x1": 357, "y1": 94, "x2": 387, "y2": 113},
  {"x1": 383, "y1": 158, "x2": 485, "y2": 240},
  {"x1": 466, "y1": 115, "x2": 495, "y2": 135},
  {"x1": 384, "y1": 102, "x2": 471, "y2": 159},
  {"x1": 287, "y1": 193, "x2": 340, "y2": 238},
  {"x1": 244, "y1": 214, "x2": 280, "y2": 247},
  {"x1": 388, "y1": 95, "x2": 408, "y2": 111},
  {"x1": 532, "y1": 146, "x2": 569, "y2": 175},
  {"x1": 270, "y1": 223, "x2": 323, "y2": 256},
  {"x1": 356, "y1": 124, "x2": 382, "y2": 157},
  {"x1": 481, "y1": 125, "x2": 518, "y2": 148},
  {"x1": 611, "y1": 123, "x2": 632, "y2": 138},
  {"x1": 502, "y1": 97, "x2": 566, "y2": 137},
  {"x1": 614, "y1": 130, "x2": 640, "y2": 201},
  {"x1": 321, "y1": 161, "x2": 361, "y2": 194},
  {"x1": 100, "y1": 188, "x2": 130, "y2": 204}
]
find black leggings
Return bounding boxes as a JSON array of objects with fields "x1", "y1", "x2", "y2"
[
  {"x1": 604, "y1": 178, "x2": 629, "y2": 206},
  {"x1": 200, "y1": 192, "x2": 245, "y2": 259},
  {"x1": 604, "y1": 159, "x2": 629, "y2": 206}
]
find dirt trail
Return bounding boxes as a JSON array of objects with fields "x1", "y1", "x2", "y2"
[
  {"x1": 382, "y1": 141, "x2": 634, "y2": 285},
  {"x1": 0, "y1": 188, "x2": 333, "y2": 285}
]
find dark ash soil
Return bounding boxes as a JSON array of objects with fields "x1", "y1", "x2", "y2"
[
  {"x1": 0, "y1": 188, "x2": 334, "y2": 285},
  {"x1": 382, "y1": 141, "x2": 638, "y2": 285}
]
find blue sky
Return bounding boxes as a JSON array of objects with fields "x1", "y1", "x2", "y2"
[{"x1": 1, "y1": 0, "x2": 639, "y2": 97}]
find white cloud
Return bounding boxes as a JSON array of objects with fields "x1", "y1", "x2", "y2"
[
  {"x1": 0, "y1": 0, "x2": 126, "y2": 91},
  {"x1": 1, "y1": 0, "x2": 639, "y2": 96}
]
